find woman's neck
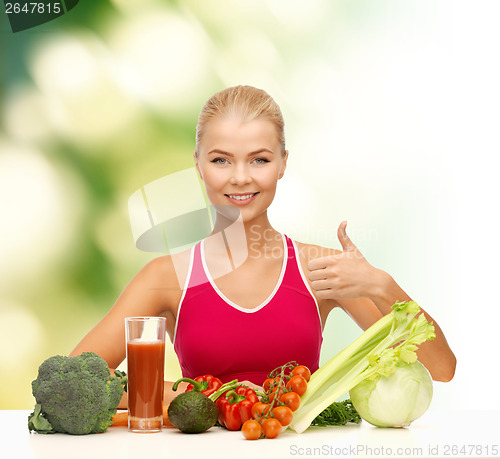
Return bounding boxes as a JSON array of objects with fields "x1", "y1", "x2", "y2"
[{"x1": 209, "y1": 210, "x2": 282, "y2": 260}]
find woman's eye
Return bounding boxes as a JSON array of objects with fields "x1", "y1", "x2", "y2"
[
  {"x1": 211, "y1": 158, "x2": 228, "y2": 165},
  {"x1": 254, "y1": 158, "x2": 270, "y2": 164}
]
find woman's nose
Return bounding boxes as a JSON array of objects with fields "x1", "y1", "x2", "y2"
[{"x1": 229, "y1": 164, "x2": 252, "y2": 185}]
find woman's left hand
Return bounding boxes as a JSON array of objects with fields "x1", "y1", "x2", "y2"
[{"x1": 307, "y1": 221, "x2": 382, "y2": 300}]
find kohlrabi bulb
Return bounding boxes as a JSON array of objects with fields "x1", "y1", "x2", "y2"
[{"x1": 349, "y1": 361, "x2": 433, "y2": 428}]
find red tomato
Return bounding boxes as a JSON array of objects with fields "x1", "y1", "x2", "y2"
[
  {"x1": 291, "y1": 365, "x2": 311, "y2": 382},
  {"x1": 263, "y1": 377, "x2": 280, "y2": 393},
  {"x1": 272, "y1": 405, "x2": 294, "y2": 426},
  {"x1": 261, "y1": 418, "x2": 282, "y2": 439},
  {"x1": 251, "y1": 402, "x2": 271, "y2": 420},
  {"x1": 286, "y1": 375, "x2": 308, "y2": 396},
  {"x1": 242, "y1": 419, "x2": 263, "y2": 440},
  {"x1": 268, "y1": 384, "x2": 285, "y2": 402},
  {"x1": 280, "y1": 391, "x2": 301, "y2": 411}
]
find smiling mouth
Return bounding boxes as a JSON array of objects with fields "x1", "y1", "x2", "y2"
[{"x1": 225, "y1": 193, "x2": 258, "y2": 200}]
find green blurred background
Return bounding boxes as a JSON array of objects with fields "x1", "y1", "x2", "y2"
[{"x1": 1, "y1": 0, "x2": 499, "y2": 410}]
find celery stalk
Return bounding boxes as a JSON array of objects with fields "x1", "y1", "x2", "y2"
[
  {"x1": 290, "y1": 301, "x2": 435, "y2": 434},
  {"x1": 300, "y1": 313, "x2": 393, "y2": 409}
]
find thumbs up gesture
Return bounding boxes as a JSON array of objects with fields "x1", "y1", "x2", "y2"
[{"x1": 307, "y1": 221, "x2": 379, "y2": 300}]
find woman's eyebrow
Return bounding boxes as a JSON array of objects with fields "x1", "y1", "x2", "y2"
[
  {"x1": 249, "y1": 148, "x2": 274, "y2": 156},
  {"x1": 208, "y1": 148, "x2": 274, "y2": 156},
  {"x1": 208, "y1": 149, "x2": 233, "y2": 156}
]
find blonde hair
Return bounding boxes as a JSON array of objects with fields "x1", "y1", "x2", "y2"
[{"x1": 195, "y1": 85, "x2": 286, "y2": 156}]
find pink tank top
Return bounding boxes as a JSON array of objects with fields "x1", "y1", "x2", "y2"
[{"x1": 173, "y1": 234, "x2": 323, "y2": 385}]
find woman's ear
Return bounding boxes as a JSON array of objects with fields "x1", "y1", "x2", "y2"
[
  {"x1": 193, "y1": 151, "x2": 204, "y2": 182},
  {"x1": 278, "y1": 150, "x2": 289, "y2": 179}
]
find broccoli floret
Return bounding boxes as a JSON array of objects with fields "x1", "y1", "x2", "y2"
[{"x1": 28, "y1": 352, "x2": 127, "y2": 435}]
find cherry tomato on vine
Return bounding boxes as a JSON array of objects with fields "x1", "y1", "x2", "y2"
[
  {"x1": 261, "y1": 418, "x2": 282, "y2": 439},
  {"x1": 263, "y1": 377, "x2": 280, "y2": 393},
  {"x1": 286, "y1": 374, "x2": 308, "y2": 396},
  {"x1": 272, "y1": 405, "x2": 294, "y2": 426},
  {"x1": 242, "y1": 419, "x2": 263, "y2": 440},
  {"x1": 280, "y1": 391, "x2": 301, "y2": 411},
  {"x1": 291, "y1": 365, "x2": 311, "y2": 382},
  {"x1": 251, "y1": 402, "x2": 271, "y2": 420},
  {"x1": 268, "y1": 384, "x2": 285, "y2": 402}
]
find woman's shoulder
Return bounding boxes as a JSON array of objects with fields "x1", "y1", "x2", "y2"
[{"x1": 140, "y1": 247, "x2": 193, "y2": 291}]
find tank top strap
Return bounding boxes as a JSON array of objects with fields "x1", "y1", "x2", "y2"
[
  {"x1": 186, "y1": 241, "x2": 209, "y2": 289},
  {"x1": 284, "y1": 234, "x2": 295, "y2": 259},
  {"x1": 282, "y1": 234, "x2": 320, "y2": 304}
]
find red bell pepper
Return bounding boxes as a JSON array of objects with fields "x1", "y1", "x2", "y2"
[
  {"x1": 216, "y1": 386, "x2": 259, "y2": 431},
  {"x1": 179, "y1": 375, "x2": 223, "y2": 397}
]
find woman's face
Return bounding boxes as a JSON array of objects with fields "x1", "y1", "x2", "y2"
[{"x1": 195, "y1": 117, "x2": 287, "y2": 224}]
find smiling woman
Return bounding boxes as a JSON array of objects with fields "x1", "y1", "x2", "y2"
[
  {"x1": 193, "y1": 86, "x2": 288, "y2": 228},
  {"x1": 70, "y1": 85, "x2": 456, "y2": 410},
  {"x1": 195, "y1": 117, "x2": 287, "y2": 226}
]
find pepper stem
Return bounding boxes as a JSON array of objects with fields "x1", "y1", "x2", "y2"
[
  {"x1": 225, "y1": 390, "x2": 247, "y2": 404},
  {"x1": 208, "y1": 379, "x2": 239, "y2": 402},
  {"x1": 172, "y1": 377, "x2": 204, "y2": 392}
]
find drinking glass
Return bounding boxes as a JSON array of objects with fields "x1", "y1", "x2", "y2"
[{"x1": 125, "y1": 317, "x2": 166, "y2": 433}]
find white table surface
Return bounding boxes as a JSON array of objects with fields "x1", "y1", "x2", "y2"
[{"x1": 2, "y1": 408, "x2": 499, "y2": 459}]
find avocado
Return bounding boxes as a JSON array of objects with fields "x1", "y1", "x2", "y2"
[{"x1": 167, "y1": 391, "x2": 218, "y2": 433}]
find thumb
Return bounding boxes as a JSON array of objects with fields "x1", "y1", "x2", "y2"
[{"x1": 337, "y1": 220, "x2": 356, "y2": 252}]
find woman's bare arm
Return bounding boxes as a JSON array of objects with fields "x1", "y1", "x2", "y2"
[
  {"x1": 70, "y1": 256, "x2": 182, "y2": 365},
  {"x1": 297, "y1": 232, "x2": 456, "y2": 383},
  {"x1": 359, "y1": 272, "x2": 456, "y2": 382}
]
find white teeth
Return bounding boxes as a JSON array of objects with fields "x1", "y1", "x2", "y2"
[{"x1": 228, "y1": 193, "x2": 255, "y2": 200}]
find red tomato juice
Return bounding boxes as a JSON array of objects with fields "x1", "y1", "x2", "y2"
[{"x1": 127, "y1": 340, "x2": 165, "y2": 419}]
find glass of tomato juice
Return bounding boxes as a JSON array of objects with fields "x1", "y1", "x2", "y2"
[{"x1": 125, "y1": 317, "x2": 166, "y2": 433}]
